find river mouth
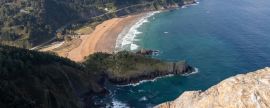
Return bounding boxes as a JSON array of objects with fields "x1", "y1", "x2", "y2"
[{"x1": 94, "y1": 0, "x2": 270, "y2": 107}]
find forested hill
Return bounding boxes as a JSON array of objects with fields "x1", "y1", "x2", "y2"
[
  {"x1": 0, "y1": 0, "x2": 195, "y2": 48},
  {"x1": 0, "y1": 45, "x2": 105, "y2": 108}
]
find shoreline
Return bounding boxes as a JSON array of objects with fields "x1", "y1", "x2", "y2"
[
  {"x1": 39, "y1": 1, "x2": 199, "y2": 62},
  {"x1": 66, "y1": 12, "x2": 154, "y2": 62},
  {"x1": 115, "y1": 11, "x2": 161, "y2": 52},
  {"x1": 116, "y1": 67, "x2": 199, "y2": 87},
  {"x1": 114, "y1": 1, "x2": 200, "y2": 52}
]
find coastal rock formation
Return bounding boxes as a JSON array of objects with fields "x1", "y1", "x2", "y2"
[
  {"x1": 108, "y1": 61, "x2": 194, "y2": 84},
  {"x1": 156, "y1": 67, "x2": 270, "y2": 108},
  {"x1": 84, "y1": 51, "x2": 194, "y2": 85}
]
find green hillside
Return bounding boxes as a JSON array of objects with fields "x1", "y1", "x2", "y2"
[
  {"x1": 0, "y1": 45, "x2": 104, "y2": 108},
  {"x1": 0, "y1": 0, "x2": 194, "y2": 48}
]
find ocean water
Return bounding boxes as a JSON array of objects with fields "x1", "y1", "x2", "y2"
[{"x1": 96, "y1": 0, "x2": 270, "y2": 107}]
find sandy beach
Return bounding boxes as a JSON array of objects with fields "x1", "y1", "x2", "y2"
[{"x1": 66, "y1": 13, "x2": 146, "y2": 62}]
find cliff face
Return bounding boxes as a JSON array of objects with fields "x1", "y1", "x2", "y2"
[
  {"x1": 156, "y1": 67, "x2": 270, "y2": 108},
  {"x1": 84, "y1": 52, "x2": 194, "y2": 85},
  {"x1": 107, "y1": 61, "x2": 194, "y2": 85}
]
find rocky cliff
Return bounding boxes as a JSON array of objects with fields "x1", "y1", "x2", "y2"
[
  {"x1": 156, "y1": 67, "x2": 270, "y2": 108},
  {"x1": 107, "y1": 61, "x2": 194, "y2": 85},
  {"x1": 84, "y1": 51, "x2": 194, "y2": 85}
]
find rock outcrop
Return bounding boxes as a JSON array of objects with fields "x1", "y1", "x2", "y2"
[
  {"x1": 108, "y1": 61, "x2": 194, "y2": 85},
  {"x1": 156, "y1": 67, "x2": 270, "y2": 108},
  {"x1": 84, "y1": 51, "x2": 194, "y2": 85}
]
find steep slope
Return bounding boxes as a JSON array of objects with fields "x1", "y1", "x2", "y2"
[
  {"x1": 0, "y1": 45, "x2": 194, "y2": 108},
  {"x1": 156, "y1": 67, "x2": 270, "y2": 108},
  {"x1": 0, "y1": 45, "x2": 104, "y2": 108},
  {"x1": 0, "y1": 0, "x2": 195, "y2": 48}
]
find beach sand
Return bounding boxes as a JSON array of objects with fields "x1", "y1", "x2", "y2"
[{"x1": 67, "y1": 13, "x2": 146, "y2": 62}]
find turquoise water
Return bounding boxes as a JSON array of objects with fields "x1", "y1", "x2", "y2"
[{"x1": 97, "y1": 0, "x2": 270, "y2": 107}]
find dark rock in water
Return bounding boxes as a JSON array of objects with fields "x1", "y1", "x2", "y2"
[
  {"x1": 136, "y1": 48, "x2": 160, "y2": 56},
  {"x1": 173, "y1": 61, "x2": 194, "y2": 74}
]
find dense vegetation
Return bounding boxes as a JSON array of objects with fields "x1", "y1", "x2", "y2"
[
  {"x1": 0, "y1": 0, "x2": 194, "y2": 48},
  {"x1": 84, "y1": 51, "x2": 167, "y2": 77},
  {"x1": 84, "y1": 51, "x2": 192, "y2": 84},
  {"x1": 0, "y1": 45, "x2": 192, "y2": 107},
  {"x1": 0, "y1": 45, "x2": 104, "y2": 108},
  {"x1": 0, "y1": 0, "x2": 195, "y2": 107}
]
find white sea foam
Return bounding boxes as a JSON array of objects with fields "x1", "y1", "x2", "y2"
[
  {"x1": 139, "y1": 96, "x2": 148, "y2": 101},
  {"x1": 130, "y1": 44, "x2": 139, "y2": 51},
  {"x1": 117, "y1": 68, "x2": 199, "y2": 87},
  {"x1": 115, "y1": 11, "x2": 160, "y2": 52},
  {"x1": 116, "y1": 74, "x2": 174, "y2": 87},
  {"x1": 107, "y1": 99, "x2": 129, "y2": 108},
  {"x1": 182, "y1": 67, "x2": 199, "y2": 76},
  {"x1": 182, "y1": 1, "x2": 200, "y2": 8},
  {"x1": 115, "y1": 1, "x2": 200, "y2": 52}
]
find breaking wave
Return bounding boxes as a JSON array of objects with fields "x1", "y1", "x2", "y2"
[{"x1": 115, "y1": 11, "x2": 160, "y2": 52}]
